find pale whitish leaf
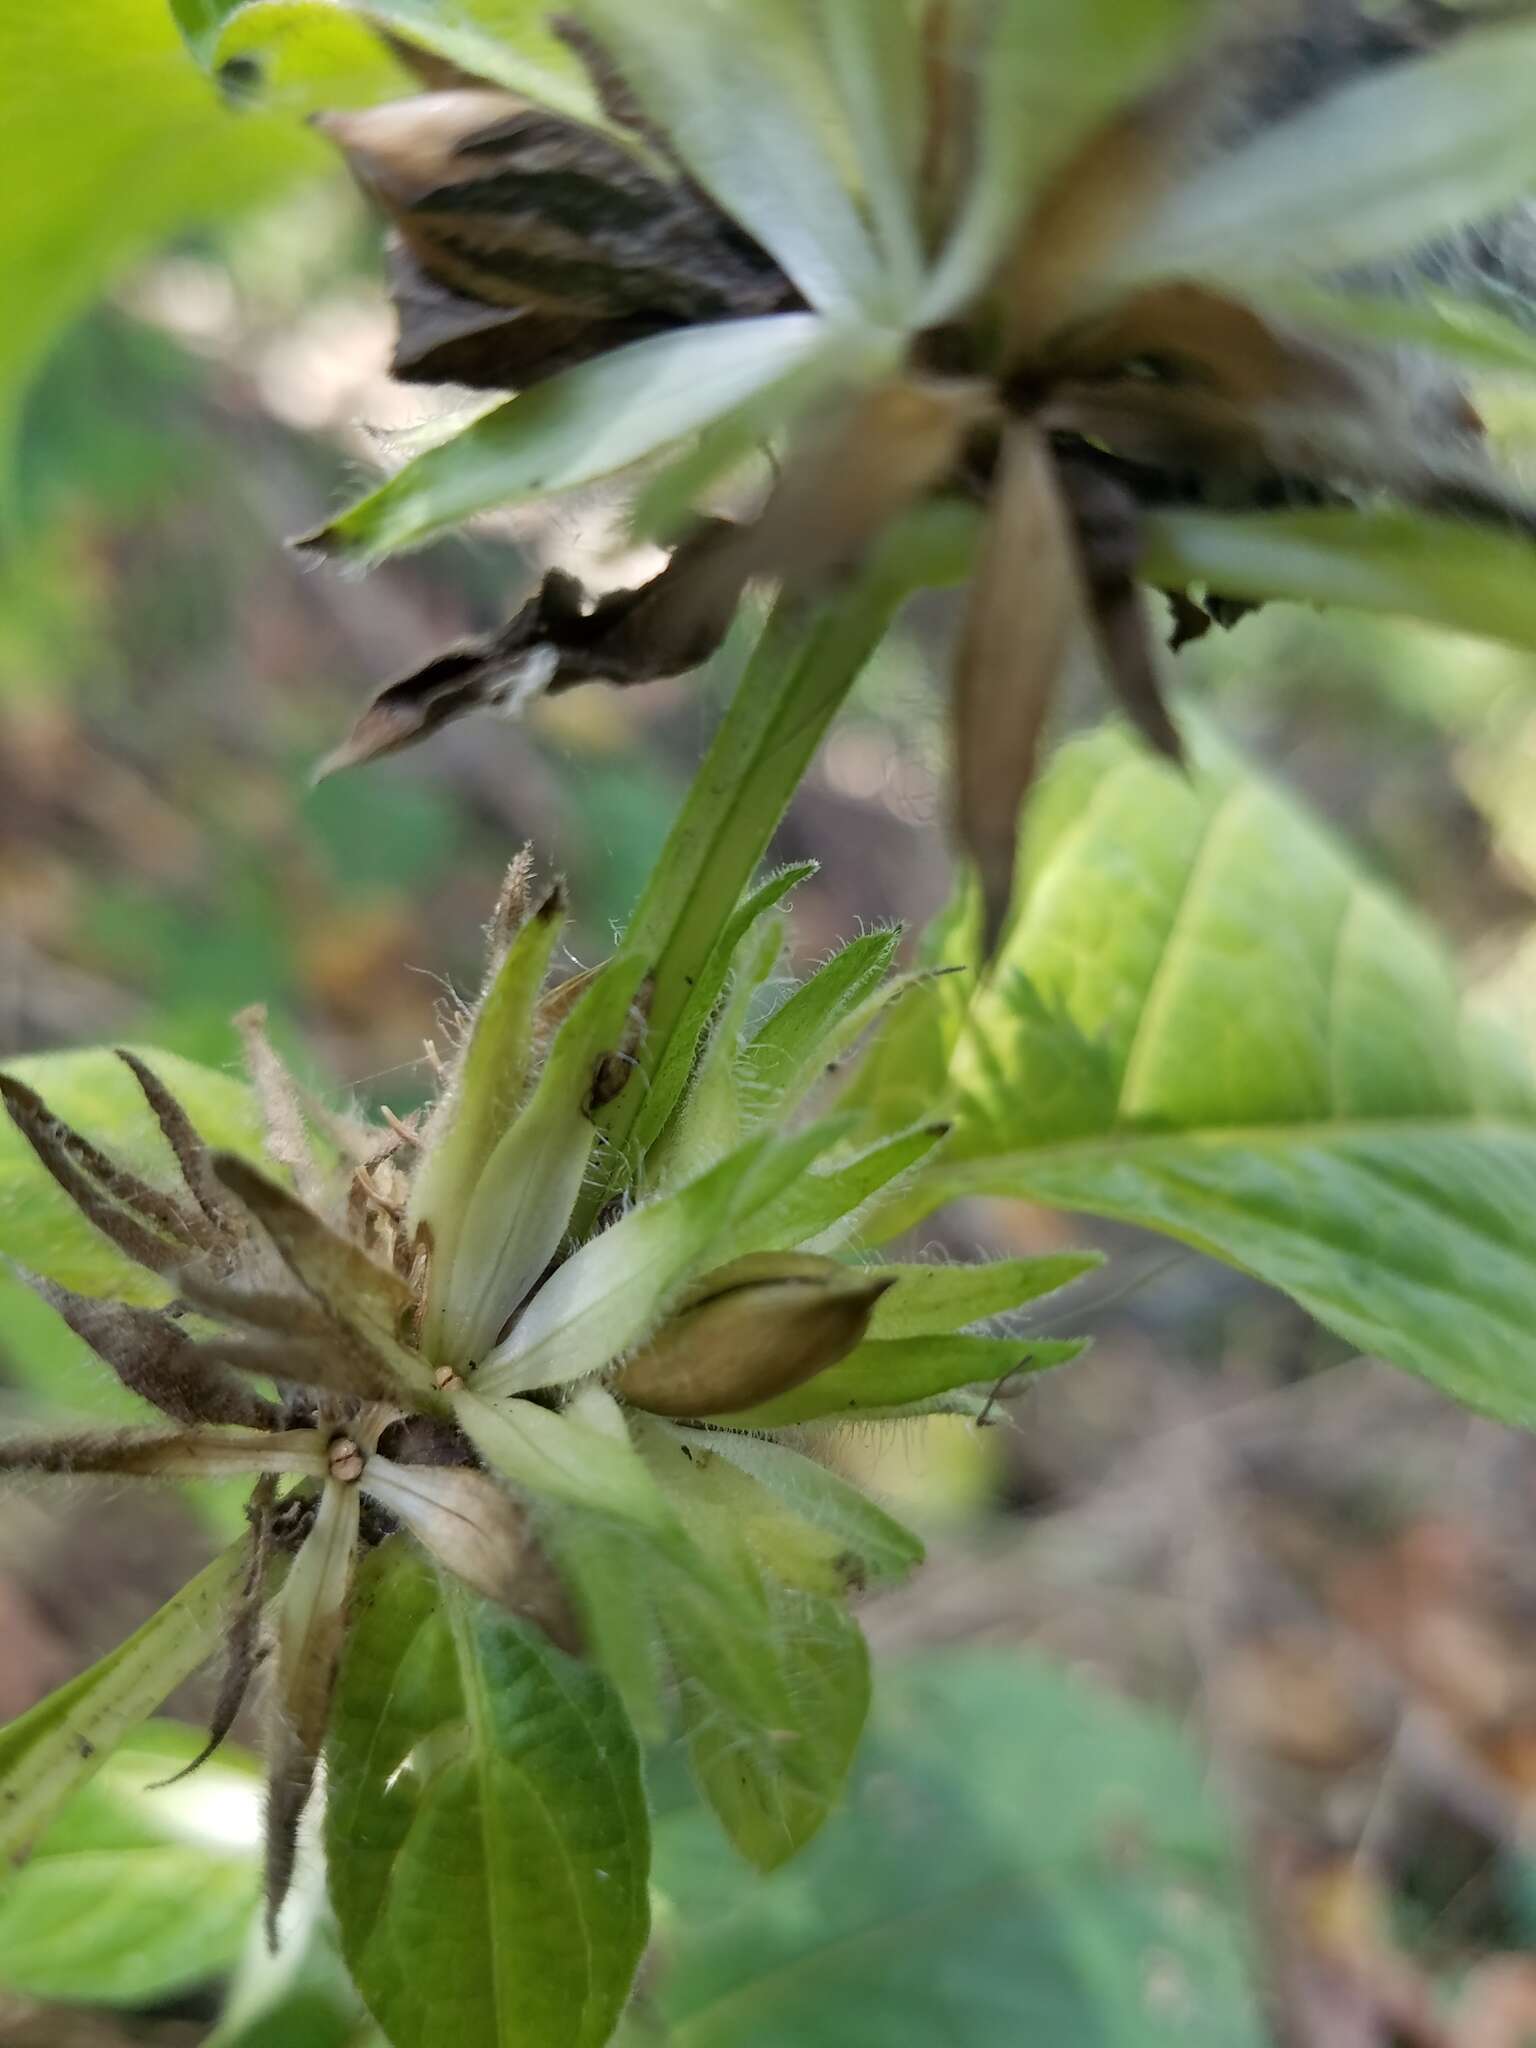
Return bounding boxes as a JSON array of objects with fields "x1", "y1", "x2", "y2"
[
  {"x1": 539, "y1": 1512, "x2": 667, "y2": 1741},
  {"x1": 923, "y1": 727, "x2": 1536, "y2": 1427},
  {"x1": 175, "y1": 0, "x2": 599, "y2": 123},
  {"x1": 407, "y1": 886, "x2": 565, "y2": 1266},
  {"x1": 433, "y1": 952, "x2": 645, "y2": 1368},
  {"x1": 742, "y1": 929, "x2": 901, "y2": 1114},
  {"x1": 628, "y1": 864, "x2": 815, "y2": 1164},
  {"x1": 305, "y1": 314, "x2": 834, "y2": 561},
  {"x1": 664, "y1": 1424, "x2": 922, "y2": 1586},
  {"x1": 646, "y1": 1653, "x2": 1266, "y2": 2046},
  {"x1": 1255, "y1": 283, "x2": 1536, "y2": 381},
  {"x1": 359, "y1": 1457, "x2": 529, "y2": 1612},
  {"x1": 0, "y1": 1723, "x2": 259, "y2": 2006},
  {"x1": 575, "y1": 0, "x2": 889, "y2": 317},
  {"x1": 454, "y1": 1387, "x2": 675, "y2": 1533},
  {"x1": 326, "y1": 1545, "x2": 649, "y2": 2048},
  {"x1": 866, "y1": 1252, "x2": 1103, "y2": 1338},
  {"x1": 1103, "y1": 19, "x2": 1536, "y2": 296},
  {"x1": 0, "y1": 1543, "x2": 245, "y2": 1869},
  {"x1": 477, "y1": 1133, "x2": 777, "y2": 1397},
  {"x1": 719, "y1": 1333, "x2": 1079, "y2": 1428},
  {"x1": 1143, "y1": 505, "x2": 1536, "y2": 653},
  {"x1": 920, "y1": 0, "x2": 1214, "y2": 324}
]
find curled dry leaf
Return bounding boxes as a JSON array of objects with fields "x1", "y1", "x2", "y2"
[
  {"x1": 0, "y1": 1073, "x2": 216, "y2": 1274},
  {"x1": 314, "y1": 521, "x2": 749, "y2": 777},
  {"x1": 0, "y1": 1425, "x2": 328, "y2": 1480},
  {"x1": 18, "y1": 1269, "x2": 278, "y2": 1430}
]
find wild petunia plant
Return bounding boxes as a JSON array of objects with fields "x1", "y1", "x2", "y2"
[{"x1": 0, "y1": 844, "x2": 1091, "y2": 2045}]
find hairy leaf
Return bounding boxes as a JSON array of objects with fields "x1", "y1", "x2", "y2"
[{"x1": 326, "y1": 1544, "x2": 650, "y2": 2048}]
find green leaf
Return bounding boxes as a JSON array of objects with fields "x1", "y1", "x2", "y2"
[
  {"x1": 729, "y1": 1122, "x2": 952, "y2": 1258},
  {"x1": 865, "y1": 1252, "x2": 1102, "y2": 1338},
  {"x1": 326, "y1": 1544, "x2": 650, "y2": 2048},
  {"x1": 663, "y1": 1426, "x2": 923, "y2": 1588},
  {"x1": 1104, "y1": 18, "x2": 1536, "y2": 294},
  {"x1": 455, "y1": 1386, "x2": 677, "y2": 1534},
  {"x1": 929, "y1": 726, "x2": 1536, "y2": 1427},
  {"x1": 574, "y1": 0, "x2": 890, "y2": 318},
  {"x1": 743, "y1": 929, "x2": 902, "y2": 1114},
  {"x1": 0, "y1": 1721, "x2": 259, "y2": 2004},
  {"x1": 0, "y1": 0, "x2": 324, "y2": 459},
  {"x1": 1256, "y1": 283, "x2": 1536, "y2": 381},
  {"x1": 920, "y1": 0, "x2": 1214, "y2": 324},
  {"x1": 407, "y1": 886, "x2": 565, "y2": 1270},
  {"x1": 679, "y1": 1580, "x2": 868, "y2": 1875},
  {"x1": 720, "y1": 1333, "x2": 1080, "y2": 1427},
  {"x1": 0, "y1": 1542, "x2": 245, "y2": 1870},
  {"x1": 477, "y1": 1133, "x2": 780, "y2": 1396},
  {"x1": 303, "y1": 314, "x2": 835, "y2": 562},
  {"x1": 0, "y1": 1046, "x2": 263, "y2": 1303},
  {"x1": 175, "y1": 0, "x2": 597, "y2": 121},
  {"x1": 837, "y1": 882, "x2": 980, "y2": 1140},
  {"x1": 645, "y1": 1652, "x2": 1265, "y2": 2046},
  {"x1": 433, "y1": 951, "x2": 646, "y2": 1368},
  {"x1": 1144, "y1": 505, "x2": 1536, "y2": 652},
  {"x1": 628, "y1": 863, "x2": 816, "y2": 1166}
]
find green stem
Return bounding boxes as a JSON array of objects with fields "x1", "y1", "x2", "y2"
[{"x1": 578, "y1": 504, "x2": 976, "y2": 1229}]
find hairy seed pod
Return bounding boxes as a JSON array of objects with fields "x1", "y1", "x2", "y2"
[{"x1": 615, "y1": 1254, "x2": 893, "y2": 1419}]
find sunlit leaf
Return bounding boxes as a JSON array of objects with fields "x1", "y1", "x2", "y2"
[
  {"x1": 173, "y1": 0, "x2": 596, "y2": 121},
  {"x1": 1256, "y1": 283, "x2": 1536, "y2": 380},
  {"x1": 925, "y1": 727, "x2": 1536, "y2": 1427},
  {"x1": 0, "y1": 1722, "x2": 259, "y2": 2005},
  {"x1": 0, "y1": 0, "x2": 323, "y2": 460}
]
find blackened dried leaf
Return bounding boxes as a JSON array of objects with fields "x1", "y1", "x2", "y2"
[
  {"x1": 951, "y1": 424, "x2": 1079, "y2": 952},
  {"x1": 0, "y1": 1074, "x2": 212, "y2": 1275},
  {"x1": 115, "y1": 1049, "x2": 234, "y2": 1239},
  {"x1": 19, "y1": 1269, "x2": 277, "y2": 1430},
  {"x1": 154, "y1": 1474, "x2": 277, "y2": 1786},
  {"x1": 316, "y1": 521, "x2": 747, "y2": 776}
]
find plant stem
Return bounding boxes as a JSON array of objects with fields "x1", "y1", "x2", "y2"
[{"x1": 578, "y1": 504, "x2": 975, "y2": 1227}]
